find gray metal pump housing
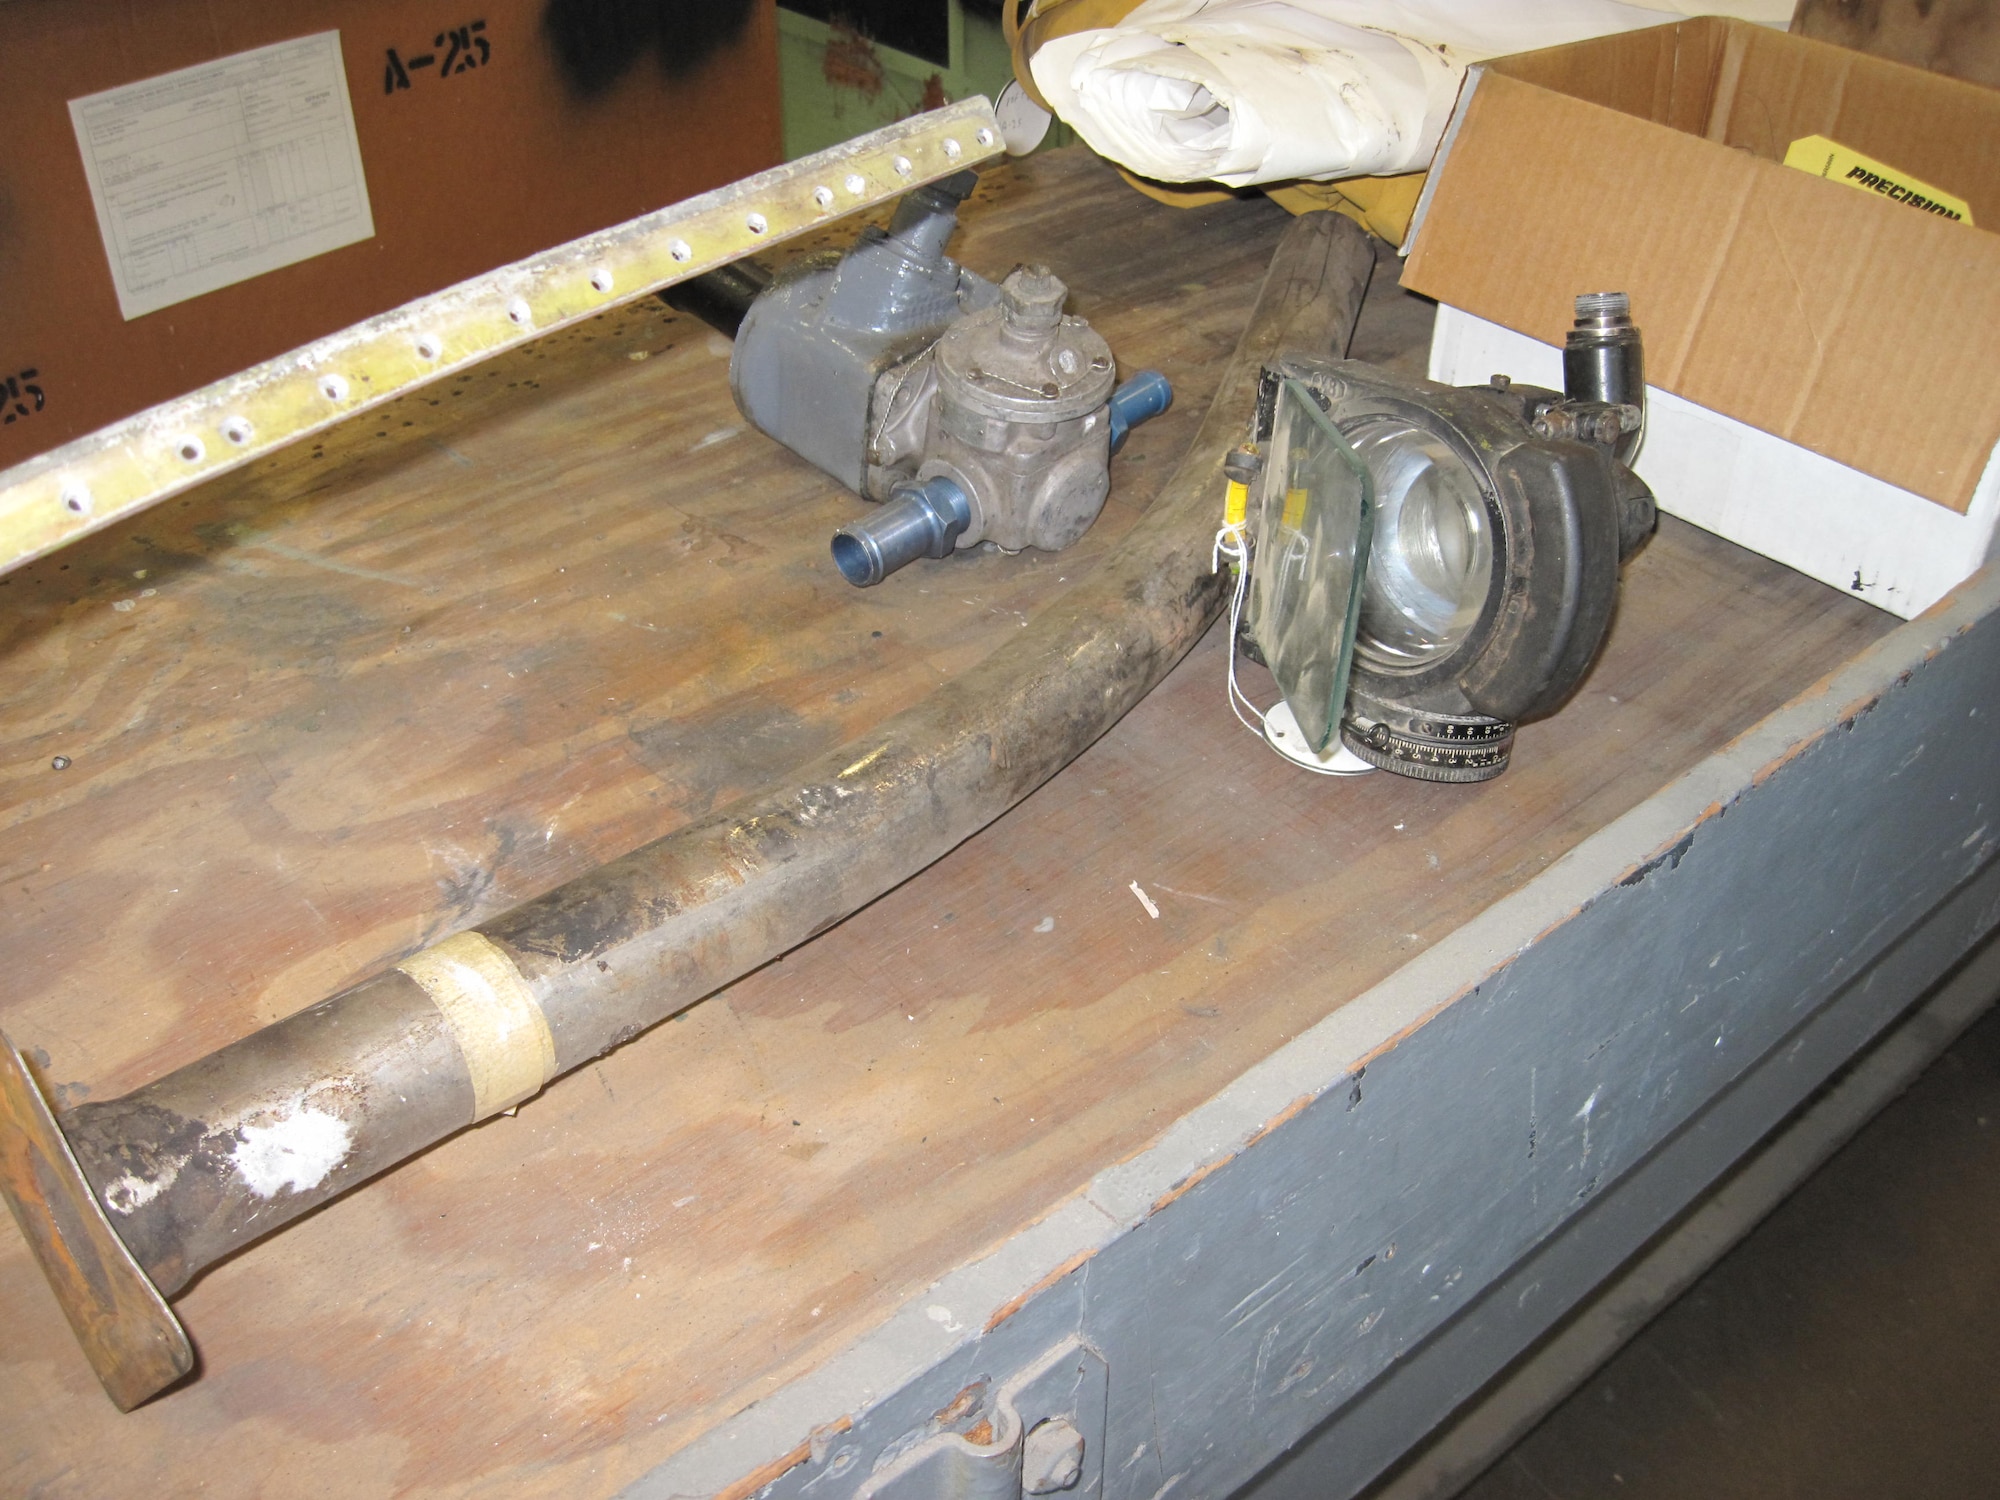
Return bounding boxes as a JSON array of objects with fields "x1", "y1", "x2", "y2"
[{"x1": 725, "y1": 175, "x2": 1170, "y2": 585}]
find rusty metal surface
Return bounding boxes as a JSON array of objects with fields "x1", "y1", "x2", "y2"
[
  {"x1": 0, "y1": 1029, "x2": 191, "y2": 1410},
  {"x1": 65, "y1": 970, "x2": 468, "y2": 1296},
  {"x1": 24, "y1": 210, "x2": 1376, "y2": 1407}
]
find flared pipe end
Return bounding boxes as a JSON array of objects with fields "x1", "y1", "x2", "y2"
[{"x1": 0, "y1": 1027, "x2": 191, "y2": 1411}]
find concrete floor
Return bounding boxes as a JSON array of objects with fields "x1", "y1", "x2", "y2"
[{"x1": 1453, "y1": 994, "x2": 2000, "y2": 1500}]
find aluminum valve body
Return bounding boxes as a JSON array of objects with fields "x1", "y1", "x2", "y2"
[{"x1": 919, "y1": 265, "x2": 1119, "y2": 553}]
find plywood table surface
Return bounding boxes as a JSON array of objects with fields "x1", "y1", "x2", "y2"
[{"x1": 0, "y1": 150, "x2": 1894, "y2": 1497}]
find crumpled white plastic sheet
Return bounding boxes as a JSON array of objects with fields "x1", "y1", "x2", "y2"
[{"x1": 1028, "y1": 0, "x2": 1794, "y2": 187}]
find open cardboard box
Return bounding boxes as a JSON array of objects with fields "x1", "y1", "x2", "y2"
[{"x1": 1403, "y1": 17, "x2": 2000, "y2": 618}]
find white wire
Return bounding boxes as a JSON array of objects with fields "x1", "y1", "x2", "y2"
[
  {"x1": 1213, "y1": 522, "x2": 1269, "y2": 736},
  {"x1": 1216, "y1": 519, "x2": 1376, "y2": 778}
]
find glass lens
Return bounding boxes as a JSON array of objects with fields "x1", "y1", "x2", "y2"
[
  {"x1": 1346, "y1": 417, "x2": 1492, "y2": 671},
  {"x1": 1244, "y1": 381, "x2": 1373, "y2": 754}
]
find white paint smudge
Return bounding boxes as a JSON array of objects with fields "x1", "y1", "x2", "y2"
[
  {"x1": 232, "y1": 1107, "x2": 353, "y2": 1199},
  {"x1": 104, "y1": 1169, "x2": 174, "y2": 1214},
  {"x1": 926, "y1": 1304, "x2": 962, "y2": 1332},
  {"x1": 1033, "y1": 916, "x2": 1056, "y2": 934},
  {"x1": 1128, "y1": 881, "x2": 1160, "y2": 919},
  {"x1": 689, "y1": 424, "x2": 743, "y2": 453},
  {"x1": 1575, "y1": 1087, "x2": 1602, "y2": 1169}
]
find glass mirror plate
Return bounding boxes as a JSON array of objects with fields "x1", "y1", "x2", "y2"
[{"x1": 1245, "y1": 379, "x2": 1374, "y2": 754}]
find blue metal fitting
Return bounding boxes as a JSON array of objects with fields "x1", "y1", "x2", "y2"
[
  {"x1": 1108, "y1": 370, "x2": 1174, "y2": 455},
  {"x1": 831, "y1": 476, "x2": 972, "y2": 587}
]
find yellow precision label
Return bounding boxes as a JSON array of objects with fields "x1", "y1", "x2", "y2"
[
  {"x1": 1783, "y1": 135, "x2": 1973, "y2": 226},
  {"x1": 397, "y1": 931, "x2": 556, "y2": 1121}
]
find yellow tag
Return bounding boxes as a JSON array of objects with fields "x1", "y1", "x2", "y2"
[
  {"x1": 1783, "y1": 135, "x2": 1973, "y2": 226},
  {"x1": 1282, "y1": 486, "x2": 1309, "y2": 532},
  {"x1": 1223, "y1": 479, "x2": 1248, "y2": 528}
]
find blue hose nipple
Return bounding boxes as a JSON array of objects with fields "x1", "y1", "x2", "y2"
[
  {"x1": 831, "y1": 476, "x2": 971, "y2": 587},
  {"x1": 1108, "y1": 370, "x2": 1173, "y2": 455}
]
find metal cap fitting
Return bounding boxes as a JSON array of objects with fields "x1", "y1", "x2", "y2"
[
  {"x1": 1000, "y1": 265, "x2": 1067, "y2": 337},
  {"x1": 1571, "y1": 290, "x2": 1632, "y2": 329}
]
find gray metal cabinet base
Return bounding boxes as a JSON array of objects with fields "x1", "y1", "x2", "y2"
[{"x1": 625, "y1": 572, "x2": 2000, "y2": 1500}]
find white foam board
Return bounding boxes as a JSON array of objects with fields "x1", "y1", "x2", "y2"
[{"x1": 1428, "y1": 304, "x2": 2000, "y2": 619}]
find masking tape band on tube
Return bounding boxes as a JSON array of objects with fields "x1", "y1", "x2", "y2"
[{"x1": 396, "y1": 931, "x2": 556, "y2": 1120}]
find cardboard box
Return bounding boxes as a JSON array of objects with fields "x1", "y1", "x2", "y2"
[
  {"x1": 0, "y1": 0, "x2": 780, "y2": 472},
  {"x1": 1404, "y1": 17, "x2": 2000, "y2": 618}
]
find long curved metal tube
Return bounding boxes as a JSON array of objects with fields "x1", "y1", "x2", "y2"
[{"x1": 10, "y1": 210, "x2": 1376, "y2": 1406}]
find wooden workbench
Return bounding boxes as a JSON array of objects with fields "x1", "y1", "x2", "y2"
[{"x1": 4, "y1": 149, "x2": 1995, "y2": 1500}]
